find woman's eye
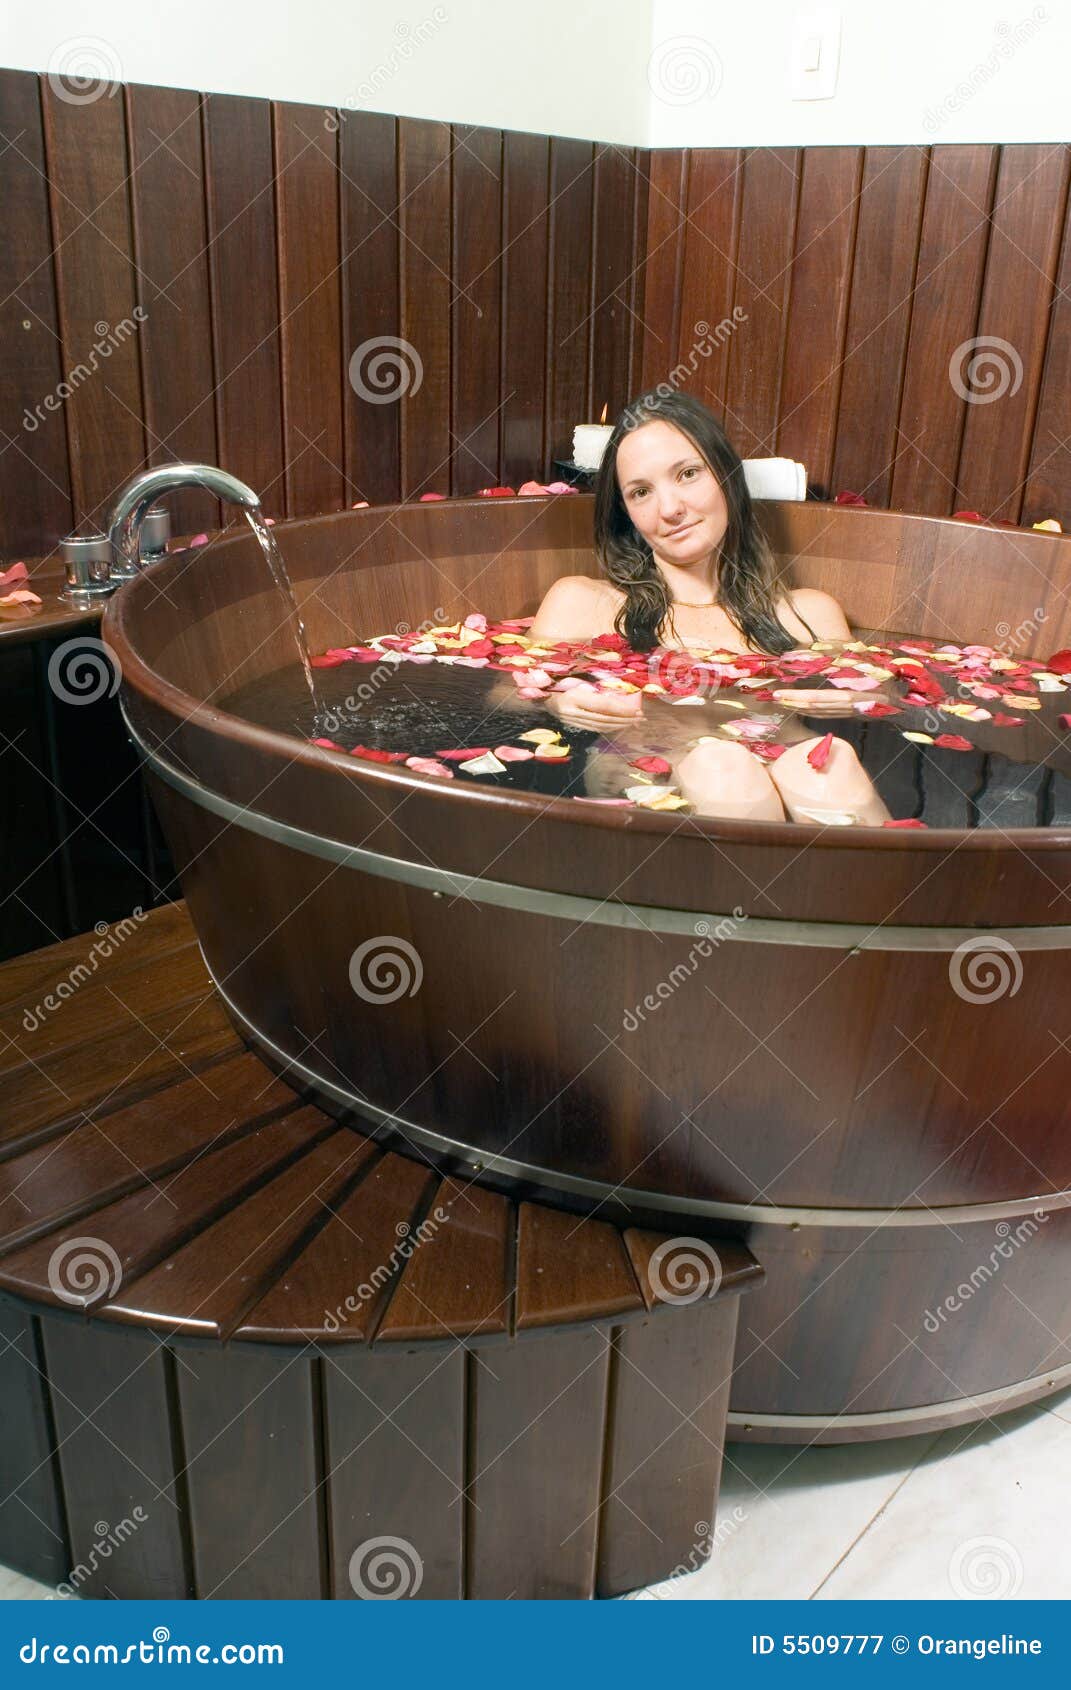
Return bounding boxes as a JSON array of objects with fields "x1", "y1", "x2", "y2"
[{"x1": 681, "y1": 465, "x2": 700, "y2": 480}]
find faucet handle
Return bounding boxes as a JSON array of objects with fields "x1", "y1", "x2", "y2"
[{"x1": 108, "y1": 463, "x2": 261, "y2": 578}]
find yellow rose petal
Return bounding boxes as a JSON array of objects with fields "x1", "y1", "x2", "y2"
[{"x1": 519, "y1": 728, "x2": 562, "y2": 745}]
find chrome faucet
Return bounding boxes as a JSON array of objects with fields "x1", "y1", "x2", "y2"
[{"x1": 107, "y1": 463, "x2": 262, "y2": 580}]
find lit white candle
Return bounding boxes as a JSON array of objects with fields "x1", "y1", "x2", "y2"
[{"x1": 572, "y1": 423, "x2": 613, "y2": 471}]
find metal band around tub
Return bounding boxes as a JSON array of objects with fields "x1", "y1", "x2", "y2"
[
  {"x1": 205, "y1": 956, "x2": 1071, "y2": 1231},
  {"x1": 130, "y1": 719, "x2": 1071, "y2": 955}
]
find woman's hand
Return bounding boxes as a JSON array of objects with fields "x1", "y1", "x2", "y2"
[
  {"x1": 772, "y1": 686, "x2": 887, "y2": 717},
  {"x1": 548, "y1": 682, "x2": 645, "y2": 731}
]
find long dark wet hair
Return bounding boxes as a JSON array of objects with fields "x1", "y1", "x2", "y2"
[{"x1": 593, "y1": 390, "x2": 815, "y2": 654}]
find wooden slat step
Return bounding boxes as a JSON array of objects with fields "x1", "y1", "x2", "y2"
[
  {"x1": 376, "y1": 1177, "x2": 512, "y2": 1343},
  {"x1": 515, "y1": 1202, "x2": 643, "y2": 1330},
  {"x1": 623, "y1": 1227, "x2": 765, "y2": 1308},
  {"x1": 0, "y1": 1108, "x2": 339, "y2": 1311},
  {"x1": 97, "y1": 1128, "x2": 373, "y2": 1338},
  {"x1": 0, "y1": 902, "x2": 195, "y2": 1014},
  {"x1": 0, "y1": 942, "x2": 211, "y2": 1076},
  {"x1": 235, "y1": 1149, "x2": 437, "y2": 1344},
  {"x1": 0, "y1": 1049, "x2": 301, "y2": 1252},
  {"x1": 1, "y1": 993, "x2": 242, "y2": 1154}
]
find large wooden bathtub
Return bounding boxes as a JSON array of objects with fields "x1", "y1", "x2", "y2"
[{"x1": 104, "y1": 495, "x2": 1071, "y2": 1443}]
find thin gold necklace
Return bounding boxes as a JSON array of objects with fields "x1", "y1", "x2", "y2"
[{"x1": 672, "y1": 597, "x2": 720, "y2": 609}]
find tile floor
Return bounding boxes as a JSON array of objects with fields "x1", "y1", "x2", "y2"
[{"x1": 3, "y1": 1388, "x2": 1068, "y2": 1601}]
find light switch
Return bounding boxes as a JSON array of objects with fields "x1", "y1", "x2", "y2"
[{"x1": 789, "y1": 9, "x2": 841, "y2": 100}]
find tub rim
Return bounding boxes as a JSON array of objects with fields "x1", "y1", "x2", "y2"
[{"x1": 102, "y1": 495, "x2": 1071, "y2": 856}]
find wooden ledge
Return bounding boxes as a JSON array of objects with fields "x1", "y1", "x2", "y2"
[{"x1": 0, "y1": 903, "x2": 762, "y2": 1346}]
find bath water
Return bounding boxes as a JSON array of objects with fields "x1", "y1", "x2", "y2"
[
  {"x1": 221, "y1": 644, "x2": 1071, "y2": 829},
  {"x1": 243, "y1": 507, "x2": 321, "y2": 716}
]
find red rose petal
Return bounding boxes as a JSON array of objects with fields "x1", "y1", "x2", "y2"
[
  {"x1": 882, "y1": 818, "x2": 929, "y2": 828},
  {"x1": 856, "y1": 700, "x2": 901, "y2": 717},
  {"x1": 933, "y1": 734, "x2": 973, "y2": 751},
  {"x1": 437, "y1": 747, "x2": 491, "y2": 761},
  {"x1": 807, "y1": 732, "x2": 834, "y2": 771},
  {"x1": 750, "y1": 741, "x2": 787, "y2": 761},
  {"x1": 990, "y1": 713, "x2": 1024, "y2": 726},
  {"x1": 1047, "y1": 650, "x2": 1071, "y2": 674},
  {"x1": 631, "y1": 755, "x2": 672, "y2": 775},
  {"x1": 1059, "y1": 714, "x2": 1071, "y2": 730}
]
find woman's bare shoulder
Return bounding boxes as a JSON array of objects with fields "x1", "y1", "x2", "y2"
[
  {"x1": 776, "y1": 587, "x2": 852, "y2": 642},
  {"x1": 529, "y1": 574, "x2": 623, "y2": 641}
]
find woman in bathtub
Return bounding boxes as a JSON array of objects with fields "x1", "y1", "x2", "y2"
[{"x1": 529, "y1": 390, "x2": 889, "y2": 825}]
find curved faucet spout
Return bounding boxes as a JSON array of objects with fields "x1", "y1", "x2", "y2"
[{"x1": 108, "y1": 463, "x2": 262, "y2": 578}]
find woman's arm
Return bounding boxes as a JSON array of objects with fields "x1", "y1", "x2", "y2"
[{"x1": 781, "y1": 587, "x2": 853, "y2": 643}]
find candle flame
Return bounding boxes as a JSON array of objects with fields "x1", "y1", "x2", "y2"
[{"x1": 598, "y1": 402, "x2": 608, "y2": 424}]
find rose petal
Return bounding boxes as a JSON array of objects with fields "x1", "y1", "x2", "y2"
[
  {"x1": 933, "y1": 734, "x2": 973, "y2": 751},
  {"x1": 437, "y1": 747, "x2": 491, "y2": 760},
  {"x1": 882, "y1": 818, "x2": 929, "y2": 828},
  {"x1": 493, "y1": 745, "x2": 535, "y2": 762},
  {"x1": 807, "y1": 732, "x2": 834, "y2": 771},
  {"x1": 631, "y1": 755, "x2": 673, "y2": 775},
  {"x1": 404, "y1": 756, "x2": 454, "y2": 777}
]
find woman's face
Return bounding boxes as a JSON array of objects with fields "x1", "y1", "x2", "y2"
[{"x1": 615, "y1": 419, "x2": 729, "y2": 569}]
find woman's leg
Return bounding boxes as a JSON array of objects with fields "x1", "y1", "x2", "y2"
[
  {"x1": 674, "y1": 739, "x2": 785, "y2": 821},
  {"x1": 769, "y1": 734, "x2": 891, "y2": 825}
]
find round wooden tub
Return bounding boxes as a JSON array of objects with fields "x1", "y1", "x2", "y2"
[{"x1": 104, "y1": 494, "x2": 1071, "y2": 1443}]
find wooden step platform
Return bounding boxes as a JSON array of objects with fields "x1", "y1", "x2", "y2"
[{"x1": 0, "y1": 904, "x2": 762, "y2": 1600}]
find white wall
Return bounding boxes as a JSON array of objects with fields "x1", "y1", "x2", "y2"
[
  {"x1": 0, "y1": 0, "x2": 653, "y2": 144},
  {"x1": 646, "y1": 0, "x2": 1068, "y2": 145},
  {"x1": 3, "y1": 0, "x2": 1067, "y2": 145}
]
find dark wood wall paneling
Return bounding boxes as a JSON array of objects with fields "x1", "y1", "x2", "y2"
[
  {"x1": 0, "y1": 67, "x2": 649, "y2": 562},
  {"x1": 3, "y1": 62, "x2": 1068, "y2": 548},
  {"x1": 641, "y1": 141, "x2": 1071, "y2": 525}
]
